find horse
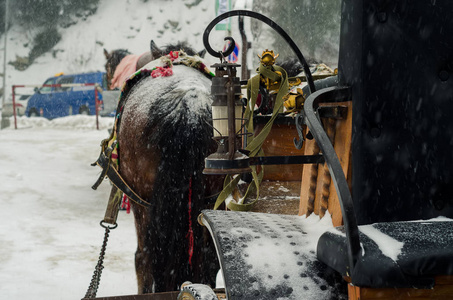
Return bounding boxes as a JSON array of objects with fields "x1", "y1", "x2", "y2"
[
  {"x1": 104, "y1": 42, "x2": 222, "y2": 293},
  {"x1": 104, "y1": 41, "x2": 206, "y2": 90}
]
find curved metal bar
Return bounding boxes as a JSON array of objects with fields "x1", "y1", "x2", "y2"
[
  {"x1": 303, "y1": 86, "x2": 361, "y2": 274},
  {"x1": 293, "y1": 113, "x2": 305, "y2": 149},
  {"x1": 202, "y1": 10, "x2": 316, "y2": 94},
  {"x1": 202, "y1": 29, "x2": 235, "y2": 59}
]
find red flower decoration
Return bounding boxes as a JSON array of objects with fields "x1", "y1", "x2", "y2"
[{"x1": 151, "y1": 67, "x2": 173, "y2": 78}]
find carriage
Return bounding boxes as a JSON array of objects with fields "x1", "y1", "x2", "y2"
[{"x1": 85, "y1": 1, "x2": 453, "y2": 299}]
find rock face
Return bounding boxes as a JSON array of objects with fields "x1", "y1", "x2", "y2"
[
  {"x1": 5, "y1": 0, "x2": 98, "y2": 70},
  {"x1": 9, "y1": 55, "x2": 30, "y2": 71}
]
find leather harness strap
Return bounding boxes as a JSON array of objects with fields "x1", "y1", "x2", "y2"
[
  {"x1": 92, "y1": 142, "x2": 221, "y2": 209},
  {"x1": 92, "y1": 143, "x2": 152, "y2": 208}
]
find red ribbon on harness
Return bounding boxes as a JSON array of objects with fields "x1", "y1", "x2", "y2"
[
  {"x1": 121, "y1": 194, "x2": 131, "y2": 214},
  {"x1": 187, "y1": 177, "x2": 194, "y2": 267}
]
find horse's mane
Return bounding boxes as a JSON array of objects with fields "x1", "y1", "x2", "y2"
[{"x1": 157, "y1": 41, "x2": 199, "y2": 57}]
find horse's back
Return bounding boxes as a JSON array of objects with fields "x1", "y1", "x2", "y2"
[{"x1": 122, "y1": 65, "x2": 212, "y2": 129}]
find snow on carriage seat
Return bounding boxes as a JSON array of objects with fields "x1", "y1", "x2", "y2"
[
  {"x1": 359, "y1": 224, "x2": 404, "y2": 262},
  {"x1": 409, "y1": 215, "x2": 453, "y2": 223},
  {"x1": 359, "y1": 216, "x2": 453, "y2": 262}
]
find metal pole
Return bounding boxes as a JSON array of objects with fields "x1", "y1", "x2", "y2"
[
  {"x1": 239, "y1": 16, "x2": 249, "y2": 81},
  {"x1": 12, "y1": 85, "x2": 16, "y2": 129},
  {"x1": 2, "y1": 0, "x2": 8, "y2": 109},
  {"x1": 227, "y1": 73, "x2": 236, "y2": 160},
  {"x1": 95, "y1": 85, "x2": 99, "y2": 130}
]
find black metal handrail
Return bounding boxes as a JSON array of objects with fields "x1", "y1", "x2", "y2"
[
  {"x1": 302, "y1": 86, "x2": 361, "y2": 275},
  {"x1": 202, "y1": 10, "x2": 316, "y2": 94}
]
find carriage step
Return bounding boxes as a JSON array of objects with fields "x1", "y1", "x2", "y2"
[
  {"x1": 85, "y1": 291, "x2": 180, "y2": 300},
  {"x1": 200, "y1": 210, "x2": 342, "y2": 300}
]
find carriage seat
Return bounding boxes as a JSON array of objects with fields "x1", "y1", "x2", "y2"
[
  {"x1": 301, "y1": 87, "x2": 453, "y2": 290},
  {"x1": 309, "y1": 0, "x2": 453, "y2": 293},
  {"x1": 317, "y1": 219, "x2": 453, "y2": 288},
  {"x1": 303, "y1": 86, "x2": 453, "y2": 291}
]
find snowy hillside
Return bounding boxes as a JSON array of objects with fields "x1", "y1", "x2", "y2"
[
  {"x1": 1, "y1": 0, "x2": 341, "y2": 106},
  {"x1": 1, "y1": 0, "x2": 243, "y2": 100}
]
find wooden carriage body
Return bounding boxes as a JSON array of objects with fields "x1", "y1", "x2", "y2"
[{"x1": 196, "y1": 0, "x2": 453, "y2": 299}]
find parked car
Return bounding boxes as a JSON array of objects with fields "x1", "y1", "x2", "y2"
[
  {"x1": 25, "y1": 71, "x2": 108, "y2": 119},
  {"x1": 1, "y1": 94, "x2": 31, "y2": 117}
]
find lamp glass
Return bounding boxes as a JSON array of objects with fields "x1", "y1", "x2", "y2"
[{"x1": 212, "y1": 105, "x2": 243, "y2": 138}]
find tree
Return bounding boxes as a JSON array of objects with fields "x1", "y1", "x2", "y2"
[
  {"x1": 0, "y1": 0, "x2": 100, "y2": 67},
  {"x1": 253, "y1": 0, "x2": 341, "y2": 65},
  {"x1": 9, "y1": 0, "x2": 99, "y2": 30}
]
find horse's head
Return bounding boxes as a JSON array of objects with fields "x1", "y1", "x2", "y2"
[{"x1": 104, "y1": 48, "x2": 131, "y2": 88}]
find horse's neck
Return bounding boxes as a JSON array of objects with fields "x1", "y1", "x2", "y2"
[{"x1": 136, "y1": 52, "x2": 153, "y2": 70}]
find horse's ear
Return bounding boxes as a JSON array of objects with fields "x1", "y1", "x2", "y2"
[
  {"x1": 150, "y1": 40, "x2": 162, "y2": 59},
  {"x1": 104, "y1": 48, "x2": 110, "y2": 59},
  {"x1": 197, "y1": 49, "x2": 207, "y2": 58}
]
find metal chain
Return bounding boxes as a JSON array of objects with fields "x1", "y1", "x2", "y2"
[{"x1": 83, "y1": 221, "x2": 117, "y2": 299}]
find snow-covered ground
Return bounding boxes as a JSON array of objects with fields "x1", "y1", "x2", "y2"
[
  {"x1": 0, "y1": 116, "x2": 337, "y2": 299},
  {"x1": 0, "y1": 116, "x2": 139, "y2": 299}
]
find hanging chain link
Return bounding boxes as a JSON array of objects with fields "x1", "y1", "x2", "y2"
[{"x1": 83, "y1": 221, "x2": 117, "y2": 299}]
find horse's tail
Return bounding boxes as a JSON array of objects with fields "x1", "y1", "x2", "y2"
[{"x1": 143, "y1": 86, "x2": 215, "y2": 290}]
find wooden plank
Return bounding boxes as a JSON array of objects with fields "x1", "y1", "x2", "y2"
[
  {"x1": 315, "y1": 118, "x2": 337, "y2": 218},
  {"x1": 299, "y1": 101, "x2": 352, "y2": 224},
  {"x1": 255, "y1": 123, "x2": 305, "y2": 181},
  {"x1": 348, "y1": 276, "x2": 453, "y2": 300},
  {"x1": 252, "y1": 180, "x2": 301, "y2": 215},
  {"x1": 313, "y1": 163, "x2": 325, "y2": 216},
  {"x1": 348, "y1": 285, "x2": 360, "y2": 300},
  {"x1": 435, "y1": 275, "x2": 453, "y2": 285},
  {"x1": 299, "y1": 137, "x2": 319, "y2": 216},
  {"x1": 328, "y1": 101, "x2": 352, "y2": 227}
]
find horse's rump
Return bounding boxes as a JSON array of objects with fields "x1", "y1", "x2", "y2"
[{"x1": 118, "y1": 65, "x2": 218, "y2": 291}]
